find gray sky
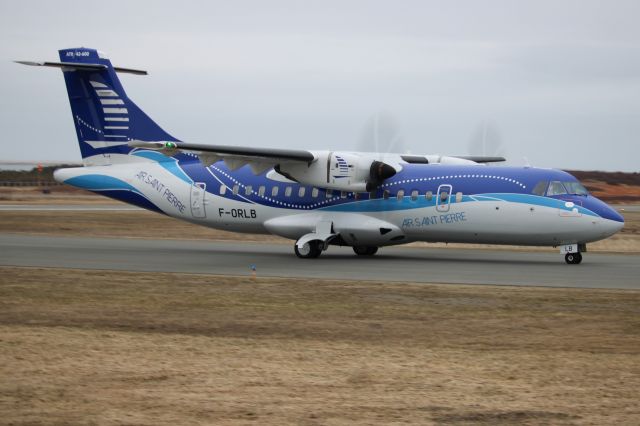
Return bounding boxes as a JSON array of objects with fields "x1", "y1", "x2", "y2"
[{"x1": 1, "y1": 0, "x2": 639, "y2": 171}]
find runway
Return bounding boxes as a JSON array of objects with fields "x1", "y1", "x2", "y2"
[{"x1": 1, "y1": 234, "x2": 638, "y2": 289}]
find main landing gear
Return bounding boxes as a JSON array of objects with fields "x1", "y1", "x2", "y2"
[
  {"x1": 565, "y1": 252, "x2": 583, "y2": 265},
  {"x1": 353, "y1": 246, "x2": 378, "y2": 256},
  {"x1": 294, "y1": 240, "x2": 322, "y2": 259},
  {"x1": 293, "y1": 240, "x2": 380, "y2": 259}
]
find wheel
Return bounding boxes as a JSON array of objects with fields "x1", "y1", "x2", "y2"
[
  {"x1": 294, "y1": 240, "x2": 322, "y2": 259},
  {"x1": 353, "y1": 246, "x2": 378, "y2": 256},
  {"x1": 565, "y1": 252, "x2": 582, "y2": 264}
]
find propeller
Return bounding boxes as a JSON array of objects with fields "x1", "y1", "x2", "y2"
[
  {"x1": 356, "y1": 112, "x2": 404, "y2": 190},
  {"x1": 357, "y1": 112, "x2": 406, "y2": 161},
  {"x1": 467, "y1": 121, "x2": 507, "y2": 160}
]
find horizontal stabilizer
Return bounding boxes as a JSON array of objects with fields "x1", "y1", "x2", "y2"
[{"x1": 15, "y1": 60, "x2": 147, "y2": 75}]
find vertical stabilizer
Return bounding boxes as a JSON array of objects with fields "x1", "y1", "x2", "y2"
[{"x1": 56, "y1": 48, "x2": 178, "y2": 165}]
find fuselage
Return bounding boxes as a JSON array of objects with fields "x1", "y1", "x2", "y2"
[{"x1": 54, "y1": 153, "x2": 624, "y2": 249}]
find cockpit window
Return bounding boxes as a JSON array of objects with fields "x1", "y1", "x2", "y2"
[
  {"x1": 563, "y1": 181, "x2": 589, "y2": 195},
  {"x1": 532, "y1": 181, "x2": 548, "y2": 196},
  {"x1": 546, "y1": 181, "x2": 567, "y2": 196}
]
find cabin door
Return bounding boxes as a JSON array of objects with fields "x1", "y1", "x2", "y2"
[
  {"x1": 436, "y1": 184, "x2": 452, "y2": 212},
  {"x1": 190, "y1": 182, "x2": 207, "y2": 218}
]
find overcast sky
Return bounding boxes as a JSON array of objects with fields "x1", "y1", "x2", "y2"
[{"x1": 1, "y1": 0, "x2": 639, "y2": 171}]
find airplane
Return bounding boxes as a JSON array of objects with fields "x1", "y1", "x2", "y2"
[{"x1": 16, "y1": 47, "x2": 624, "y2": 264}]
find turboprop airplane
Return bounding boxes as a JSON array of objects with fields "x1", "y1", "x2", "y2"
[{"x1": 17, "y1": 48, "x2": 624, "y2": 264}]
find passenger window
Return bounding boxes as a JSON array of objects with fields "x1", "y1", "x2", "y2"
[
  {"x1": 340, "y1": 191, "x2": 347, "y2": 199},
  {"x1": 285, "y1": 186, "x2": 292, "y2": 197},
  {"x1": 410, "y1": 190, "x2": 418, "y2": 201},
  {"x1": 232, "y1": 185, "x2": 239, "y2": 195},
  {"x1": 326, "y1": 189, "x2": 333, "y2": 198},
  {"x1": 219, "y1": 185, "x2": 227, "y2": 195},
  {"x1": 455, "y1": 192, "x2": 463, "y2": 203},
  {"x1": 397, "y1": 190, "x2": 405, "y2": 201},
  {"x1": 298, "y1": 187, "x2": 306, "y2": 197},
  {"x1": 425, "y1": 191, "x2": 433, "y2": 201},
  {"x1": 258, "y1": 186, "x2": 265, "y2": 196},
  {"x1": 271, "y1": 186, "x2": 279, "y2": 197},
  {"x1": 532, "y1": 181, "x2": 548, "y2": 196},
  {"x1": 440, "y1": 191, "x2": 448, "y2": 201},
  {"x1": 547, "y1": 181, "x2": 567, "y2": 196},
  {"x1": 383, "y1": 190, "x2": 390, "y2": 200},
  {"x1": 245, "y1": 185, "x2": 253, "y2": 195},
  {"x1": 312, "y1": 188, "x2": 319, "y2": 198}
]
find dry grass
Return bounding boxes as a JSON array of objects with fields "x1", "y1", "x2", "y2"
[
  {"x1": 1, "y1": 266, "x2": 639, "y2": 425},
  {"x1": 0, "y1": 186, "x2": 112, "y2": 204}
]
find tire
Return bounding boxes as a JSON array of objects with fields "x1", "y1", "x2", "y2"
[
  {"x1": 565, "y1": 252, "x2": 582, "y2": 264},
  {"x1": 353, "y1": 246, "x2": 378, "y2": 256},
  {"x1": 294, "y1": 240, "x2": 322, "y2": 259}
]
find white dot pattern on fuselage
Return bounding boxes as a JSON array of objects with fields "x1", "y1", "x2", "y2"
[{"x1": 380, "y1": 174, "x2": 526, "y2": 190}]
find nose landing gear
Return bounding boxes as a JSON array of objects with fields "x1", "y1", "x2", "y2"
[
  {"x1": 565, "y1": 252, "x2": 583, "y2": 264},
  {"x1": 561, "y1": 243, "x2": 585, "y2": 264}
]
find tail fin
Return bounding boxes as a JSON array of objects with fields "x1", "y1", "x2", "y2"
[{"x1": 21, "y1": 48, "x2": 179, "y2": 165}]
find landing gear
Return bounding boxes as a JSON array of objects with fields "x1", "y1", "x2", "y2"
[
  {"x1": 565, "y1": 252, "x2": 583, "y2": 265},
  {"x1": 294, "y1": 240, "x2": 322, "y2": 259},
  {"x1": 353, "y1": 246, "x2": 378, "y2": 256}
]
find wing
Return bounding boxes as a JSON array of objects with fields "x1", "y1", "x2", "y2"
[
  {"x1": 453, "y1": 155, "x2": 506, "y2": 163},
  {"x1": 129, "y1": 140, "x2": 505, "y2": 176},
  {"x1": 129, "y1": 140, "x2": 315, "y2": 174}
]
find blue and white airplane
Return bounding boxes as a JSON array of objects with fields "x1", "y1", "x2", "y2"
[{"x1": 18, "y1": 48, "x2": 624, "y2": 264}]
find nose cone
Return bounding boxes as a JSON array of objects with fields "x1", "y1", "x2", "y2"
[
  {"x1": 583, "y1": 196, "x2": 622, "y2": 221},
  {"x1": 584, "y1": 196, "x2": 624, "y2": 236},
  {"x1": 607, "y1": 207, "x2": 625, "y2": 224},
  {"x1": 603, "y1": 210, "x2": 624, "y2": 237},
  {"x1": 600, "y1": 201, "x2": 624, "y2": 224}
]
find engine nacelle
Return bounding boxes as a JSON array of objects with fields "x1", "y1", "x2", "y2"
[{"x1": 275, "y1": 152, "x2": 396, "y2": 192}]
